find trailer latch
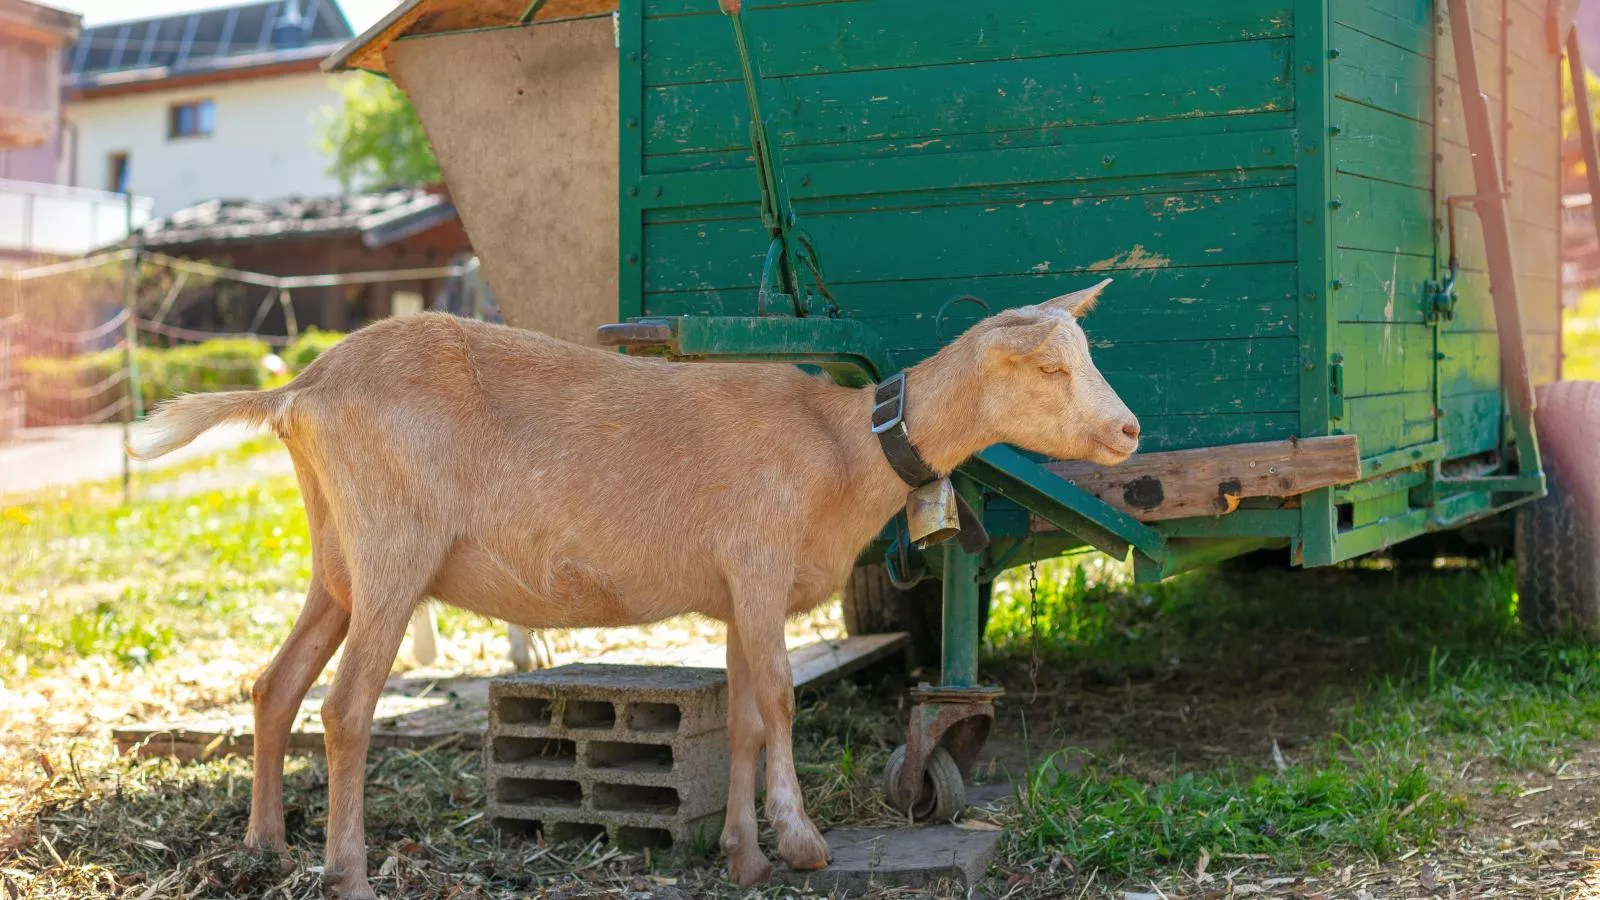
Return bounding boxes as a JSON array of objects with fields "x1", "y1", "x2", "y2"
[{"x1": 1329, "y1": 354, "x2": 1346, "y2": 420}]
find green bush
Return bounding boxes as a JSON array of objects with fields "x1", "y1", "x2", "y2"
[
  {"x1": 21, "y1": 338, "x2": 270, "y2": 425},
  {"x1": 283, "y1": 328, "x2": 345, "y2": 374}
]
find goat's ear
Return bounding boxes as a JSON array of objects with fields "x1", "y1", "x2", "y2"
[
  {"x1": 1040, "y1": 277, "x2": 1112, "y2": 318},
  {"x1": 981, "y1": 318, "x2": 1061, "y2": 363}
]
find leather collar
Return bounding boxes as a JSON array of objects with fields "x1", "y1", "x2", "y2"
[{"x1": 870, "y1": 372, "x2": 941, "y2": 487}]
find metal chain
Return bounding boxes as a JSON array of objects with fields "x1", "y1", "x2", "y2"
[{"x1": 1027, "y1": 560, "x2": 1042, "y2": 702}]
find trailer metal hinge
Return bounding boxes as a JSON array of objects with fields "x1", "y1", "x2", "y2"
[{"x1": 1329, "y1": 355, "x2": 1345, "y2": 420}]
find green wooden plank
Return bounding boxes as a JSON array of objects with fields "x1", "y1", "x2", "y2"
[
  {"x1": 644, "y1": 39, "x2": 1294, "y2": 155},
  {"x1": 1331, "y1": 507, "x2": 1429, "y2": 561},
  {"x1": 1330, "y1": 23, "x2": 1433, "y2": 122},
  {"x1": 1345, "y1": 392, "x2": 1435, "y2": 455},
  {"x1": 1445, "y1": 207, "x2": 1561, "y2": 280},
  {"x1": 1331, "y1": 248, "x2": 1432, "y2": 323},
  {"x1": 1439, "y1": 389, "x2": 1501, "y2": 459},
  {"x1": 646, "y1": 111, "x2": 1299, "y2": 175},
  {"x1": 638, "y1": 126, "x2": 1296, "y2": 206},
  {"x1": 1331, "y1": 172, "x2": 1434, "y2": 257},
  {"x1": 1128, "y1": 412, "x2": 1300, "y2": 453},
  {"x1": 1331, "y1": 0, "x2": 1433, "y2": 56},
  {"x1": 644, "y1": 264, "x2": 1299, "y2": 343},
  {"x1": 642, "y1": 184, "x2": 1298, "y2": 293},
  {"x1": 1438, "y1": 330, "x2": 1499, "y2": 397},
  {"x1": 1335, "y1": 468, "x2": 1429, "y2": 504},
  {"x1": 619, "y1": 0, "x2": 647, "y2": 321},
  {"x1": 644, "y1": 0, "x2": 1294, "y2": 86},
  {"x1": 1338, "y1": 322, "x2": 1434, "y2": 397},
  {"x1": 1350, "y1": 489, "x2": 1411, "y2": 528},
  {"x1": 1331, "y1": 99, "x2": 1432, "y2": 189}
]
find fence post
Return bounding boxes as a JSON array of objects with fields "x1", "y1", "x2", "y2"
[{"x1": 120, "y1": 192, "x2": 144, "y2": 504}]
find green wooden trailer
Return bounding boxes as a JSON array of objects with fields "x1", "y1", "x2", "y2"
[{"x1": 332, "y1": 0, "x2": 1600, "y2": 818}]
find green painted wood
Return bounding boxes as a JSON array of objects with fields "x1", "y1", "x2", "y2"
[
  {"x1": 638, "y1": 125, "x2": 1296, "y2": 204},
  {"x1": 1439, "y1": 389, "x2": 1502, "y2": 459},
  {"x1": 642, "y1": 185, "x2": 1298, "y2": 293},
  {"x1": 1438, "y1": 330, "x2": 1500, "y2": 397},
  {"x1": 1345, "y1": 392, "x2": 1436, "y2": 455},
  {"x1": 644, "y1": 39, "x2": 1294, "y2": 155},
  {"x1": 1130, "y1": 412, "x2": 1300, "y2": 453},
  {"x1": 619, "y1": 2, "x2": 646, "y2": 320},
  {"x1": 643, "y1": 0, "x2": 1294, "y2": 86},
  {"x1": 1350, "y1": 488, "x2": 1411, "y2": 528},
  {"x1": 1338, "y1": 322, "x2": 1434, "y2": 397},
  {"x1": 1331, "y1": 507, "x2": 1430, "y2": 561},
  {"x1": 1330, "y1": 173, "x2": 1434, "y2": 256},
  {"x1": 1331, "y1": 248, "x2": 1432, "y2": 322},
  {"x1": 1334, "y1": 468, "x2": 1429, "y2": 504},
  {"x1": 1331, "y1": 0, "x2": 1432, "y2": 56},
  {"x1": 1330, "y1": 23, "x2": 1433, "y2": 122},
  {"x1": 1331, "y1": 99, "x2": 1432, "y2": 188},
  {"x1": 643, "y1": 264, "x2": 1299, "y2": 344}
]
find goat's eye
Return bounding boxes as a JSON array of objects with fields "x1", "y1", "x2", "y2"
[{"x1": 1040, "y1": 365, "x2": 1068, "y2": 376}]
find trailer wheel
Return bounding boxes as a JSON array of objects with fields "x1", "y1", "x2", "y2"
[
  {"x1": 1516, "y1": 381, "x2": 1600, "y2": 640},
  {"x1": 842, "y1": 564, "x2": 992, "y2": 667}
]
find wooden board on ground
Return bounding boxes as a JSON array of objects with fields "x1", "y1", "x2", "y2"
[
  {"x1": 113, "y1": 633, "x2": 909, "y2": 762},
  {"x1": 1041, "y1": 435, "x2": 1362, "y2": 522}
]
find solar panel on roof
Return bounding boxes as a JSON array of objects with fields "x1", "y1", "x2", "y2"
[{"x1": 67, "y1": 0, "x2": 354, "y2": 79}]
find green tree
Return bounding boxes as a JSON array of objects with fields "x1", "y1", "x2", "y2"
[{"x1": 319, "y1": 73, "x2": 442, "y2": 190}]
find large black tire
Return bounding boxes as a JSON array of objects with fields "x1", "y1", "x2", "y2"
[
  {"x1": 1516, "y1": 381, "x2": 1600, "y2": 639},
  {"x1": 842, "y1": 564, "x2": 992, "y2": 668}
]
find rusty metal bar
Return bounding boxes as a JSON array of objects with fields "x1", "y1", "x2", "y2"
[
  {"x1": 1568, "y1": 32, "x2": 1600, "y2": 276},
  {"x1": 1446, "y1": 0, "x2": 1541, "y2": 477}
]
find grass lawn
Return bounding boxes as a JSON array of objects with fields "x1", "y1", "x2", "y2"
[{"x1": 4, "y1": 440, "x2": 1600, "y2": 898}]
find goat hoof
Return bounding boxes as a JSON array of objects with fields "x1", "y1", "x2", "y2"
[
  {"x1": 243, "y1": 830, "x2": 287, "y2": 854},
  {"x1": 728, "y1": 851, "x2": 774, "y2": 886},
  {"x1": 777, "y1": 821, "x2": 831, "y2": 871},
  {"x1": 320, "y1": 867, "x2": 378, "y2": 900}
]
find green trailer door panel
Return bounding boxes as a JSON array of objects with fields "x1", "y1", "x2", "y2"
[{"x1": 616, "y1": 0, "x2": 1561, "y2": 569}]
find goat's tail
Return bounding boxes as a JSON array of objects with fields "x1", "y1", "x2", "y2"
[{"x1": 126, "y1": 388, "x2": 294, "y2": 460}]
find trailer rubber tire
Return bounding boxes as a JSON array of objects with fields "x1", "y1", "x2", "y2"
[
  {"x1": 1515, "y1": 381, "x2": 1600, "y2": 640},
  {"x1": 842, "y1": 564, "x2": 992, "y2": 667}
]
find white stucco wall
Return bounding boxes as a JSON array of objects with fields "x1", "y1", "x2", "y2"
[{"x1": 65, "y1": 70, "x2": 352, "y2": 217}]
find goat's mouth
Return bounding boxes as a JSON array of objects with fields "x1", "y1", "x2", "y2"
[{"x1": 1092, "y1": 437, "x2": 1138, "y2": 464}]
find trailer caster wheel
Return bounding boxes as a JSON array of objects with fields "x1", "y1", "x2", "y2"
[{"x1": 883, "y1": 744, "x2": 965, "y2": 821}]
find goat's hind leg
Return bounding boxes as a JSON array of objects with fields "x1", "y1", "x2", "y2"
[
  {"x1": 719, "y1": 622, "x2": 772, "y2": 885},
  {"x1": 246, "y1": 576, "x2": 350, "y2": 852},
  {"x1": 318, "y1": 539, "x2": 443, "y2": 900}
]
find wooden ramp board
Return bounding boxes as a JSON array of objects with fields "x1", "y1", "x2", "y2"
[{"x1": 114, "y1": 632, "x2": 909, "y2": 762}]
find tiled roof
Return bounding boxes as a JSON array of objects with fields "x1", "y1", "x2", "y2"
[
  {"x1": 67, "y1": 0, "x2": 353, "y2": 91},
  {"x1": 138, "y1": 189, "x2": 456, "y2": 249}
]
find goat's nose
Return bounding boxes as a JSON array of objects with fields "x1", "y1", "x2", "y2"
[{"x1": 1122, "y1": 421, "x2": 1141, "y2": 440}]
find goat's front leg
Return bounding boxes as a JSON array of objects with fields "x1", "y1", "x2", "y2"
[
  {"x1": 720, "y1": 621, "x2": 772, "y2": 885},
  {"x1": 728, "y1": 569, "x2": 831, "y2": 874},
  {"x1": 319, "y1": 559, "x2": 436, "y2": 899}
]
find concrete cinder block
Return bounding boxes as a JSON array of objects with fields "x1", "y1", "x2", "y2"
[{"x1": 485, "y1": 664, "x2": 732, "y2": 853}]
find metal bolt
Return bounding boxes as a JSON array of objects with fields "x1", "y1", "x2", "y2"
[
  {"x1": 800, "y1": 175, "x2": 812, "y2": 187},
  {"x1": 628, "y1": 186, "x2": 639, "y2": 196},
  {"x1": 1102, "y1": 154, "x2": 1115, "y2": 167},
  {"x1": 1329, "y1": 48, "x2": 1341, "y2": 59},
  {"x1": 626, "y1": 253, "x2": 639, "y2": 264},
  {"x1": 1304, "y1": 361, "x2": 1315, "y2": 371},
  {"x1": 627, "y1": 118, "x2": 639, "y2": 129},
  {"x1": 1304, "y1": 291, "x2": 1316, "y2": 301},
  {"x1": 1304, "y1": 213, "x2": 1315, "y2": 223},
  {"x1": 1304, "y1": 143, "x2": 1317, "y2": 154},
  {"x1": 1329, "y1": 126, "x2": 1342, "y2": 136},
  {"x1": 1331, "y1": 279, "x2": 1343, "y2": 290},
  {"x1": 1329, "y1": 199, "x2": 1343, "y2": 210},
  {"x1": 1303, "y1": 63, "x2": 1314, "y2": 73},
  {"x1": 629, "y1": 51, "x2": 639, "y2": 61},
  {"x1": 654, "y1": 186, "x2": 664, "y2": 197}
]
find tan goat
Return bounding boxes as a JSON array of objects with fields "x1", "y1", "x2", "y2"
[{"x1": 128, "y1": 279, "x2": 1138, "y2": 898}]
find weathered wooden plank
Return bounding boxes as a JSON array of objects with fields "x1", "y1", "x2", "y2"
[
  {"x1": 1127, "y1": 412, "x2": 1299, "y2": 453},
  {"x1": 1331, "y1": 248, "x2": 1432, "y2": 323},
  {"x1": 643, "y1": 185, "x2": 1297, "y2": 293},
  {"x1": 1338, "y1": 322, "x2": 1435, "y2": 397},
  {"x1": 789, "y1": 633, "x2": 910, "y2": 687},
  {"x1": 642, "y1": 124, "x2": 1296, "y2": 205},
  {"x1": 1351, "y1": 489, "x2": 1412, "y2": 528},
  {"x1": 1345, "y1": 392, "x2": 1436, "y2": 455},
  {"x1": 643, "y1": 0, "x2": 1294, "y2": 86},
  {"x1": 644, "y1": 39, "x2": 1294, "y2": 155},
  {"x1": 1439, "y1": 389, "x2": 1502, "y2": 459},
  {"x1": 1439, "y1": 330, "x2": 1500, "y2": 397},
  {"x1": 1043, "y1": 435, "x2": 1360, "y2": 521},
  {"x1": 1331, "y1": 172, "x2": 1434, "y2": 257},
  {"x1": 1332, "y1": 98, "x2": 1433, "y2": 188},
  {"x1": 1331, "y1": 0, "x2": 1433, "y2": 56},
  {"x1": 1331, "y1": 23, "x2": 1434, "y2": 122},
  {"x1": 644, "y1": 264, "x2": 1300, "y2": 345}
]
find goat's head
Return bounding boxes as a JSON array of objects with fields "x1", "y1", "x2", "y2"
[{"x1": 960, "y1": 279, "x2": 1139, "y2": 467}]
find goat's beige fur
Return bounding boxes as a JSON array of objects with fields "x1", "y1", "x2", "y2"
[{"x1": 128, "y1": 279, "x2": 1137, "y2": 898}]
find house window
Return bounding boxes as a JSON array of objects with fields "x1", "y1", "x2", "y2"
[
  {"x1": 168, "y1": 99, "x2": 214, "y2": 139},
  {"x1": 108, "y1": 152, "x2": 129, "y2": 193}
]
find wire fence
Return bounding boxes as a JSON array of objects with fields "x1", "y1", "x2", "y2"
[{"x1": 1, "y1": 249, "x2": 496, "y2": 495}]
